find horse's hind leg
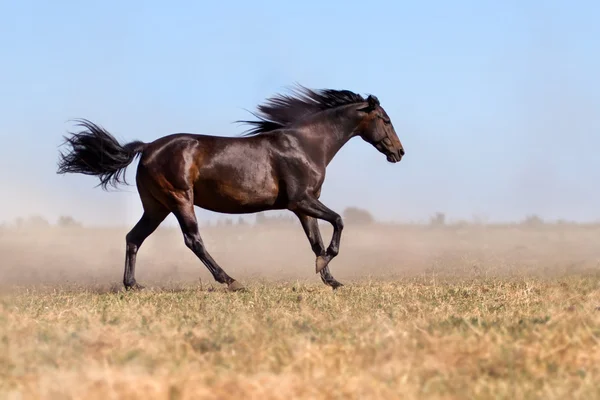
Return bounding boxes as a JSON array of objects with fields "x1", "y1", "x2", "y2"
[
  {"x1": 295, "y1": 212, "x2": 343, "y2": 289},
  {"x1": 171, "y1": 197, "x2": 244, "y2": 291},
  {"x1": 123, "y1": 197, "x2": 170, "y2": 290}
]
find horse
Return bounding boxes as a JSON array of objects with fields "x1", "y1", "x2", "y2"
[{"x1": 56, "y1": 85, "x2": 405, "y2": 291}]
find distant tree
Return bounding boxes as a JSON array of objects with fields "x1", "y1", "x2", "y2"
[
  {"x1": 343, "y1": 207, "x2": 375, "y2": 225},
  {"x1": 26, "y1": 215, "x2": 50, "y2": 229},
  {"x1": 429, "y1": 212, "x2": 446, "y2": 227},
  {"x1": 237, "y1": 217, "x2": 246, "y2": 225},
  {"x1": 255, "y1": 211, "x2": 295, "y2": 225},
  {"x1": 273, "y1": 214, "x2": 295, "y2": 225},
  {"x1": 57, "y1": 215, "x2": 81, "y2": 228},
  {"x1": 521, "y1": 214, "x2": 544, "y2": 227}
]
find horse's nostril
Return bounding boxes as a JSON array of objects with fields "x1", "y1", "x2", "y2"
[{"x1": 399, "y1": 148, "x2": 405, "y2": 156}]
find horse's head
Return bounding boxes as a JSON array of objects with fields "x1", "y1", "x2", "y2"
[{"x1": 354, "y1": 95, "x2": 405, "y2": 163}]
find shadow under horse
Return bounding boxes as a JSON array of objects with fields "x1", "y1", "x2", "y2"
[{"x1": 56, "y1": 85, "x2": 405, "y2": 291}]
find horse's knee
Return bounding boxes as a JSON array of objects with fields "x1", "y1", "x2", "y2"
[
  {"x1": 125, "y1": 231, "x2": 141, "y2": 255},
  {"x1": 334, "y1": 215, "x2": 344, "y2": 231},
  {"x1": 125, "y1": 231, "x2": 142, "y2": 249}
]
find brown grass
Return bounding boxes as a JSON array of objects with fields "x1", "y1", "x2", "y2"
[{"x1": 1, "y1": 222, "x2": 600, "y2": 399}]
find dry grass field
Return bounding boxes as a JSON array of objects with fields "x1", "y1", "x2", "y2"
[{"x1": 1, "y1": 221, "x2": 600, "y2": 399}]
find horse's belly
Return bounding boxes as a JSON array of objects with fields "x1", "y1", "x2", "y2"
[{"x1": 192, "y1": 176, "x2": 282, "y2": 214}]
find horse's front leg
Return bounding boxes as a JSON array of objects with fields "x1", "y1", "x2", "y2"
[
  {"x1": 294, "y1": 212, "x2": 343, "y2": 289},
  {"x1": 291, "y1": 195, "x2": 344, "y2": 275}
]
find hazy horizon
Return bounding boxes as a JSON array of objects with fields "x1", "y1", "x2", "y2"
[{"x1": 1, "y1": 1, "x2": 598, "y2": 228}]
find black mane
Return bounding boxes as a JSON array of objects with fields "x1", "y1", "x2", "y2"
[{"x1": 238, "y1": 85, "x2": 366, "y2": 136}]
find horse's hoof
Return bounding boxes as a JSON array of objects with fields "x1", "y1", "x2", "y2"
[
  {"x1": 125, "y1": 283, "x2": 145, "y2": 291},
  {"x1": 316, "y1": 256, "x2": 329, "y2": 273},
  {"x1": 228, "y1": 281, "x2": 245, "y2": 292}
]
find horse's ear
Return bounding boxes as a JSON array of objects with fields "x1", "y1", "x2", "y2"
[
  {"x1": 358, "y1": 95, "x2": 380, "y2": 113},
  {"x1": 367, "y1": 95, "x2": 380, "y2": 107}
]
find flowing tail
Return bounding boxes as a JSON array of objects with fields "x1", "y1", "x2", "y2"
[{"x1": 57, "y1": 119, "x2": 146, "y2": 190}]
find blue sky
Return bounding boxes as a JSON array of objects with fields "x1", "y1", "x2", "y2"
[{"x1": 0, "y1": 0, "x2": 599, "y2": 226}]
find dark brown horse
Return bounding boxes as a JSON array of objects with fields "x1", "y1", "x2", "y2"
[{"x1": 56, "y1": 85, "x2": 405, "y2": 291}]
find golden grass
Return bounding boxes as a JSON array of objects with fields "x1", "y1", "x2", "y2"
[
  {"x1": 1, "y1": 224, "x2": 600, "y2": 399},
  {"x1": 2, "y1": 277, "x2": 600, "y2": 399}
]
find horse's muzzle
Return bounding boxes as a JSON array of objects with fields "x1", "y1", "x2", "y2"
[
  {"x1": 385, "y1": 147, "x2": 404, "y2": 163},
  {"x1": 386, "y1": 152, "x2": 402, "y2": 163},
  {"x1": 375, "y1": 138, "x2": 404, "y2": 163}
]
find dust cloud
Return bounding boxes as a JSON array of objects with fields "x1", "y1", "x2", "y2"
[{"x1": 1, "y1": 219, "x2": 599, "y2": 292}]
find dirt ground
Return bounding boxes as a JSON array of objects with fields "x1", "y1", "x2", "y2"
[{"x1": 1, "y1": 222, "x2": 598, "y2": 289}]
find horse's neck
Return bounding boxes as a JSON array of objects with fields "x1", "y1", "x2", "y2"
[{"x1": 295, "y1": 108, "x2": 360, "y2": 166}]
